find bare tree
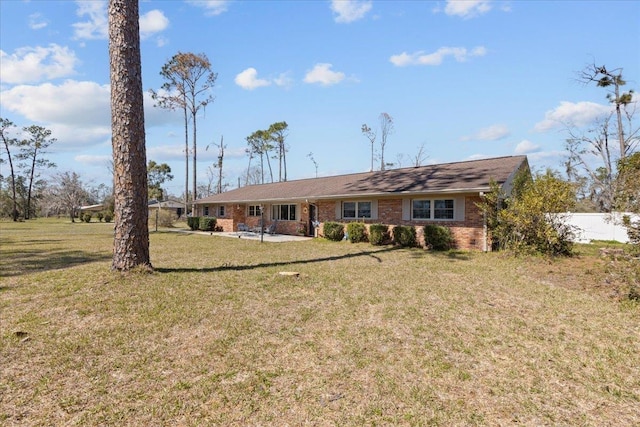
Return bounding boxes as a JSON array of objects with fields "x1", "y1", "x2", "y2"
[
  {"x1": 244, "y1": 147, "x2": 254, "y2": 186},
  {"x1": 412, "y1": 143, "x2": 428, "y2": 167},
  {"x1": 580, "y1": 63, "x2": 636, "y2": 159},
  {"x1": 243, "y1": 165, "x2": 262, "y2": 186},
  {"x1": 0, "y1": 118, "x2": 20, "y2": 221},
  {"x1": 566, "y1": 63, "x2": 639, "y2": 212},
  {"x1": 108, "y1": 0, "x2": 151, "y2": 271},
  {"x1": 566, "y1": 117, "x2": 617, "y2": 211},
  {"x1": 307, "y1": 152, "x2": 319, "y2": 178},
  {"x1": 361, "y1": 123, "x2": 376, "y2": 172},
  {"x1": 18, "y1": 125, "x2": 56, "y2": 219},
  {"x1": 379, "y1": 112, "x2": 394, "y2": 171},
  {"x1": 206, "y1": 135, "x2": 225, "y2": 193},
  {"x1": 47, "y1": 171, "x2": 91, "y2": 222}
]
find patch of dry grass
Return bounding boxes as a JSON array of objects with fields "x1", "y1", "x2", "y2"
[{"x1": 1, "y1": 219, "x2": 639, "y2": 426}]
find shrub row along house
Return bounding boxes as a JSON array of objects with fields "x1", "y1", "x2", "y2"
[{"x1": 193, "y1": 155, "x2": 530, "y2": 250}]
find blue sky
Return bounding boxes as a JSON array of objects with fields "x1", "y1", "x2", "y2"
[{"x1": 1, "y1": 0, "x2": 638, "y2": 197}]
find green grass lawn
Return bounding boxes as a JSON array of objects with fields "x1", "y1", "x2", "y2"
[{"x1": 1, "y1": 218, "x2": 639, "y2": 426}]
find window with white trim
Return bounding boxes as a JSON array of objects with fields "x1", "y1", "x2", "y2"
[
  {"x1": 343, "y1": 201, "x2": 371, "y2": 219},
  {"x1": 434, "y1": 199, "x2": 454, "y2": 219},
  {"x1": 272, "y1": 204, "x2": 296, "y2": 221},
  {"x1": 412, "y1": 200, "x2": 430, "y2": 219},
  {"x1": 248, "y1": 205, "x2": 261, "y2": 216},
  {"x1": 412, "y1": 199, "x2": 455, "y2": 220},
  {"x1": 203, "y1": 206, "x2": 209, "y2": 216},
  {"x1": 217, "y1": 205, "x2": 225, "y2": 217}
]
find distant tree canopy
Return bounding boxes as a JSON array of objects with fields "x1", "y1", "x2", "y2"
[
  {"x1": 0, "y1": 118, "x2": 57, "y2": 220},
  {"x1": 147, "y1": 160, "x2": 173, "y2": 201},
  {"x1": 150, "y1": 51, "x2": 217, "y2": 210},
  {"x1": 244, "y1": 121, "x2": 290, "y2": 185}
]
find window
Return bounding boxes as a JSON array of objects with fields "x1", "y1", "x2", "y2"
[
  {"x1": 434, "y1": 199, "x2": 454, "y2": 219},
  {"x1": 272, "y1": 204, "x2": 296, "y2": 221},
  {"x1": 343, "y1": 201, "x2": 372, "y2": 219},
  {"x1": 412, "y1": 200, "x2": 431, "y2": 219},
  {"x1": 411, "y1": 199, "x2": 455, "y2": 220},
  {"x1": 217, "y1": 205, "x2": 225, "y2": 217},
  {"x1": 203, "y1": 206, "x2": 209, "y2": 216},
  {"x1": 248, "y1": 205, "x2": 261, "y2": 216}
]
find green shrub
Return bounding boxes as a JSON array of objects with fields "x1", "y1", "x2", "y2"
[
  {"x1": 96, "y1": 212, "x2": 104, "y2": 222},
  {"x1": 346, "y1": 222, "x2": 368, "y2": 243},
  {"x1": 187, "y1": 216, "x2": 200, "y2": 231},
  {"x1": 393, "y1": 225, "x2": 416, "y2": 247},
  {"x1": 82, "y1": 213, "x2": 92, "y2": 223},
  {"x1": 199, "y1": 216, "x2": 217, "y2": 231},
  {"x1": 369, "y1": 224, "x2": 390, "y2": 246},
  {"x1": 103, "y1": 212, "x2": 113, "y2": 223},
  {"x1": 323, "y1": 222, "x2": 345, "y2": 241},
  {"x1": 423, "y1": 224, "x2": 454, "y2": 251},
  {"x1": 149, "y1": 209, "x2": 175, "y2": 228},
  {"x1": 477, "y1": 170, "x2": 577, "y2": 256}
]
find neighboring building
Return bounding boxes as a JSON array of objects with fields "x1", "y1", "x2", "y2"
[
  {"x1": 148, "y1": 199, "x2": 185, "y2": 219},
  {"x1": 79, "y1": 204, "x2": 104, "y2": 213},
  {"x1": 193, "y1": 155, "x2": 530, "y2": 250}
]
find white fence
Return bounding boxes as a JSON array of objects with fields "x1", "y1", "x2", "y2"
[{"x1": 562, "y1": 212, "x2": 638, "y2": 244}]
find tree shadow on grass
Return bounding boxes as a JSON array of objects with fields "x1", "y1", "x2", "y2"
[
  {"x1": 0, "y1": 247, "x2": 111, "y2": 277},
  {"x1": 155, "y1": 246, "x2": 404, "y2": 273}
]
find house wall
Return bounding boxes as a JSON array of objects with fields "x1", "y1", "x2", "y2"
[
  {"x1": 195, "y1": 195, "x2": 487, "y2": 249},
  {"x1": 316, "y1": 195, "x2": 486, "y2": 250}
]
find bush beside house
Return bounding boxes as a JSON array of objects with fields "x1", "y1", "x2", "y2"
[
  {"x1": 323, "y1": 222, "x2": 345, "y2": 241},
  {"x1": 423, "y1": 224, "x2": 454, "y2": 251},
  {"x1": 346, "y1": 223, "x2": 368, "y2": 243},
  {"x1": 393, "y1": 225, "x2": 417, "y2": 247}
]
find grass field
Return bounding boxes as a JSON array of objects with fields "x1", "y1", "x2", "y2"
[{"x1": 1, "y1": 218, "x2": 639, "y2": 426}]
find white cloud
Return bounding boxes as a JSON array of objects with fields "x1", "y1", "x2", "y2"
[
  {"x1": 390, "y1": 46, "x2": 486, "y2": 67},
  {"x1": 75, "y1": 154, "x2": 112, "y2": 165},
  {"x1": 73, "y1": 0, "x2": 108, "y2": 40},
  {"x1": 466, "y1": 153, "x2": 491, "y2": 161},
  {"x1": 444, "y1": 0, "x2": 493, "y2": 19},
  {"x1": 462, "y1": 124, "x2": 510, "y2": 141},
  {"x1": 273, "y1": 72, "x2": 293, "y2": 88},
  {"x1": 186, "y1": 0, "x2": 229, "y2": 16},
  {"x1": 331, "y1": 0, "x2": 372, "y2": 23},
  {"x1": 0, "y1": 44, "x2": 79, "y2": 84},
  {"x1": 73, "y1": 1, "x2": 168, "y2": 41},
  {"x1": 147, "y1": 145, "x2": 186, "y2": 162},
  {"x1": 0, "y1": 80, "x2": 178, "y2": 147},
  {"x1": 140, "y1": 9, "x2": 169, "y2": 39},
  {"x1": 534, "y1": 101, "x2": 611, "y2": 132},
  {"x1": 514, "y1": 140, "x2": 541, "y2": 154},
  {"x1": 234, "y1": 68, "x2": 271, "y2": 90},
  {"x1": 155, "y1": 36, "x2": 169, "y2": 48},
  {"x1": 525, "y1": 150, "x2": 565, "y2": 165},
  {"x1": 1, "y1": 80, "x2": 110, "y2": 126},
  {"x1": 28, "y1": 13, "x2": 48, "y2": 30},
  {"x1": 303, "y1": 63, "x2": 345, "y2": 86}
]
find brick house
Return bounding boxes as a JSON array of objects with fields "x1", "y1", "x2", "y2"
[{"x1": 193, "y1": 155, "x2": 530, "y2": 250}]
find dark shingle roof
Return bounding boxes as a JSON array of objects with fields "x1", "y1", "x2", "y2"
[{"x1": 195, "y1": 155, "x2": 528, "y2": 204}]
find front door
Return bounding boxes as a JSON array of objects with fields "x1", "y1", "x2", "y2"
[{"x1": 308, "y1": 204, "x2": 317, "y2": 237}]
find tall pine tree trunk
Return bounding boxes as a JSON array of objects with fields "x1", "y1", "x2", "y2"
[{"x1": 108, "y1": 0, "x2": 151, "y2": 271}]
